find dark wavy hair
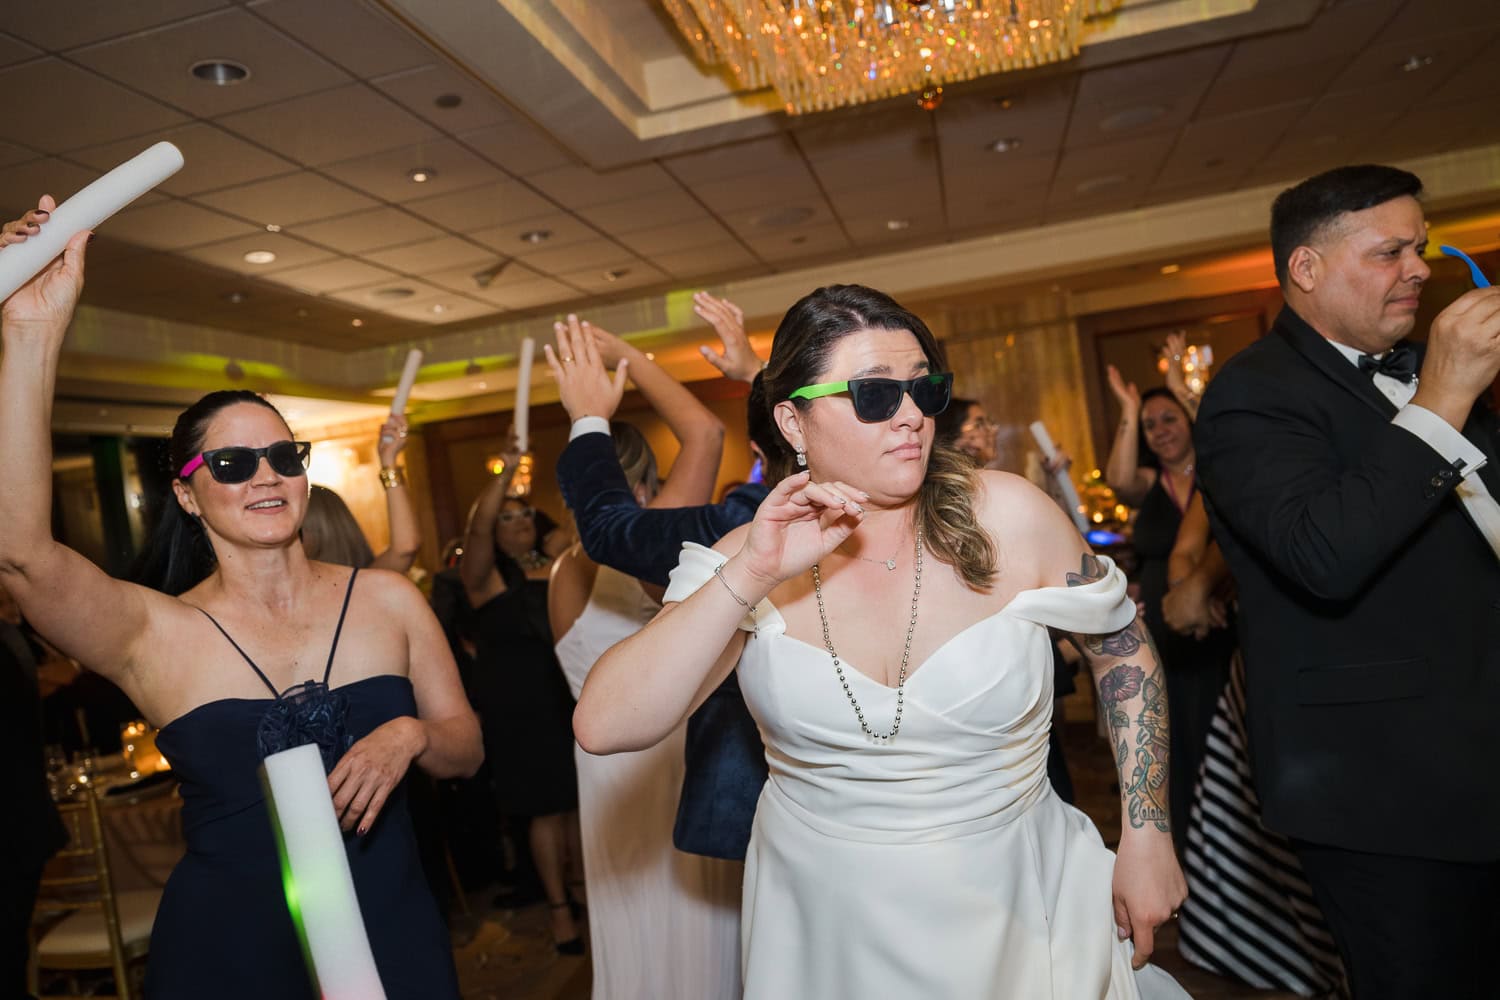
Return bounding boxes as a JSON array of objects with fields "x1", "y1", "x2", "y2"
[
  {"x1": 133, "y1": 390, "x2": 288, "y2": 596},
  {"x1": 1136, "y1": 386, "x2": 1191, "y2": 471},
  {"x1": 762, "y1": 284, "x2": 997, "y2": 590},
  {"x1": 1270, "y1": 164, "x2": 1422, "y2": 287}
]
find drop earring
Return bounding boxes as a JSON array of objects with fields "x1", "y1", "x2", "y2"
[{"x1": 795, "y1": 450, "x2": 807, "y2": 468}]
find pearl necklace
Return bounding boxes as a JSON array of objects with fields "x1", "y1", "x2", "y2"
[{"x1": 811, "y1": 529, "x2": 923, "y2": 742}]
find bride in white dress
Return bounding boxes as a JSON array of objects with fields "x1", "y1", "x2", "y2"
[{"x1": 577, "y1": 284, "x2": 1188, "y2": 999}]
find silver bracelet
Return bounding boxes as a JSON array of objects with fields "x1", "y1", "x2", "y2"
[{"x1": 713, "y1": 563, "x2": 757, "y2": 621}]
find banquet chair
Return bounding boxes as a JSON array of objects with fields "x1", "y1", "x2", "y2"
[{"x1": 29, "y1": 784, "x2": 161, "y2": 1000}]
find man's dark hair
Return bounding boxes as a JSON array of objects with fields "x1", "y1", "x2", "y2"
[{"x1": 1270, "y1": 165, "x2": 1423, "y2": 287}]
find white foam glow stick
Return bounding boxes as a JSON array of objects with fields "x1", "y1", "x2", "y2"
[
  {"x1": 514, "y1": 337, "x2": 536, "y2": 452},
  {"x1": 1029, "y1": 421, "x2": 1091, "y2": 534},
  {"x1": 389, "y1": 349, "x2": 423, "y2": 415},
  {"x1": 263, "y1": 744, "x2": 387, "y2": 1000},
  {"x1": 0, "y1": 142, "x2": 184, "y2": 302}
]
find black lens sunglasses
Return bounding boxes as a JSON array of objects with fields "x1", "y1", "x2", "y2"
[
  {"x1": 179, "y1": 440, "x2": 312, "y2": 484},
  {"x1": 788, "y1": 372, "x2": 953, "y2": 423}
]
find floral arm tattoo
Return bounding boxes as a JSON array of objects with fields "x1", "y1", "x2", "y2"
[{"x1": 1066, "y1": 554, "x2": 1171, "y2": 834}]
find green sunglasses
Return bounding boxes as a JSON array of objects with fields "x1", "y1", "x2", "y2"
[{"x1": 789, "y1": 372, "x2": 953, "y2": 423}]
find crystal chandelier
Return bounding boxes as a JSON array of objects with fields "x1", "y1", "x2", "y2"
[{"x1": 660, "y1": 0, "x2": 1121, "y2": 115}]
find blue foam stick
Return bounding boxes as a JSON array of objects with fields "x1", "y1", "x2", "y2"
[{"x1": 1439, "y1": 245, "x2": 1492, "y2": 288}]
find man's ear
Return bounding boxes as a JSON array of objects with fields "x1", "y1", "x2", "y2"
[
  {"x1": 772, "y1": 400, "x2": 805, "y2": 456},
  {"x1": 1287, "y1": 245, "x2": 1321, "y2": 294}
]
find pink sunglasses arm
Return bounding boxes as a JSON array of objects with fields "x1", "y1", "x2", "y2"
[{"x1": 179, "y1": 454, "x2": 206, "y2": 479}]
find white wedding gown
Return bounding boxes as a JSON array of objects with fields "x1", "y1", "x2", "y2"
[
  {"x1": 555, "y1": 565, "x2": 742, "y2": 1000},
  {"x1": 664, "y1": 544, "x2": 1188, "y2": 1000}
]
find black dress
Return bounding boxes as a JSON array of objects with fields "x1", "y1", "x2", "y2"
[
  {"x1": 147, "y1": 569, "x2": 457, "y2": 999},
  {"x1": 1132, "y1": 476, "x2": 1236, "y2": 854},
  {"x1": 468, "y1": 560, "x2": 578, "y2": 817}
]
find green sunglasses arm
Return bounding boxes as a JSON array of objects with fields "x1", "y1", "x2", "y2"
[{"x1": 787, "y1": 380, "x2": 850, "y2": 401}]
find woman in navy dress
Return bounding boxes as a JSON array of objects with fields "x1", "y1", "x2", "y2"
[{"x1": 0, "y1": 198, "x2": 482, "y2": 998}]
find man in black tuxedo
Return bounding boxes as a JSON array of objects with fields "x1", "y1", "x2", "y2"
[{"x1": 1194, "y1": 164, "x2": 1500, "y2": 998}]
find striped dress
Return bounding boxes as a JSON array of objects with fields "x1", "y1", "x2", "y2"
[{"x1": 1177, "y1": 654, "x2": 1348, "y2": 997}]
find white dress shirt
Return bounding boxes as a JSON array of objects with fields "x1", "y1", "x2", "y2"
[{"x1": 1327, "y1": 339, "x2": 1500, "y2": 560}]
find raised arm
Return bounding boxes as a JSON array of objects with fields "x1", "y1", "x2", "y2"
[
  {"x1": 458, "y1": 438, "x2": 519, "y2": 607},
  {"x1": 574, "y1": 470, "x2": 866, "y2": 754},
  {"x1": 694, "y1": 291, "x2": 763, "y2": 383},
  {"x1": 369, "y1": 414, "x2": 420, "y2": 573},
  {"x1": 1161, "y1": 332, "x2": 1201, "y2": 421},
  {"x1": 1162, "y1": 493, "x2": 1229, "y2": 638},
  {"x1": 0, "y1": 200, "x2": 170, "y2": 684},
  {"x1": 1104, "y1": 365, "x2": 1155, "y2": 504},
  {"x1": 562, "y1": 314, "x2": 725, "y2": 508}
]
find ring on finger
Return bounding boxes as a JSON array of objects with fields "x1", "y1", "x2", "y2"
[{"x1": 563, "y1": 355, "x2": 575, "y2": 363}]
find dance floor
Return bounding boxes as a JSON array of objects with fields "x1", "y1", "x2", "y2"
[{"x1": 451, "y1": 720, "x2": 1308, "y2": 999}]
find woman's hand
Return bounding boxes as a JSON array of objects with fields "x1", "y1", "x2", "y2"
[
  {"x1": 734, "y1": 471, "x2": 869, "y2": 588},
  {"x1": 328, "y1": 716, "x2": 426, "y2": 835},
  {"x1": 1161, "y1": 575, "x2": 1226, "y2": 638},
  {"x1": 545, "y1": 313, "x2": 628, "y2": 422},
  {"x1": 1112, "y1": 829, "x2": 1188, "y2": 970},
  {"x1": 582, "y1": 318, "x2": 634, "y2": 369},
  {"x1": 695, "y1": 291, "x2": 761, "y2": 383},
  {"x1": 1, "y1": 195, "x2": 88, "y2": 335},
  {"x1": 377, "y1": 414, "x2": 408, "y2": 468},
  {"x1": 1042, "y1": 448, "x2": 1073, "y2": 479},
  {"x1": 1106, "y1": 364, "x2": 1141, "y2": 419}
]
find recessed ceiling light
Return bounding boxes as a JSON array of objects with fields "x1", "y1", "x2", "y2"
[
  {"x1": 520, "y1": 229, "x2": 552, "y2": 244},
  {"x1": 602, "y1": 269, "x2": 629, "y2": 282},
  {"x1": 243, "y1": 250, "x2": 276, "y2": 265},
  {"x1": 371, "y1": 287, "x2": 416, "y2": 301},
  {"x1": 1100, "y1": 105, "x2": 1166, "y2": 133},
  {"x1": 989, "y1": 137, "x2": 1022, "y2": 153},
  {"x1": 430, "y1": 303, "x2": 448, "y2": 314},
  {"x1": 264, "y1": 223, "x2": 281, "y2": 233},
  {"x1": 1160, "y1": 264, "x2": 1181, "y2": 275},
  {"x1": 477, "y1": 380, "x2": 488, "y2": 389},
  {"x1": 645, "y1": 352, "x2": 655, "y2": 361},
  {"x1": 994, "y1": 95, "x2": 1018, "y2": 109},
  {"x1": 1401, "y1": 54, "x2": 1434, "y2": 72},
  {"x1": 886, "y1": 218, "x2": 911, "y2": 231},
  {"x1": 434, "y1": 93, "x2": 463, "y2": 109},
  {"x1": 351, "y1": 318, "x2": 364, "y2": 328},
  {"x1": 407, "y1": 167, "x2": 436, "y2": 184},
  {"x1": 190, "y1": 59, "x2": 250, "y2": 86},
  {"x1": 221, "y1": 291, "x2": 248, "y2": 304}
]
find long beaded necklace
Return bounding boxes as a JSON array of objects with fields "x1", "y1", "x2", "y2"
[{"x1": 811, "y1": 528, "x2": 923, "y2": 742}]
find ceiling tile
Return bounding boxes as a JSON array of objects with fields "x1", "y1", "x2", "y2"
[
  {"x1": 1152, "y1": 103, "x2": 1304, "y2": 190},
  {"x1": 556, "y1": 262, "x2": 668, "y2": 296},
  {"x1": 476, "y1": 276, "x2": 577, "y2": 310},
  {"x1": 1325, "y1": 29, "x2": 1489, "y2": 101},
  {"x1": 457, "y1": 121, "x2": 574, "y2": 176},
  {"x1": 576, "y1": 192, "x2": 712, "y2": 234},
  {"x1": 615, "y1": 216, "x2": 738, "y2": 256},
  {"x1": 106, "y1": 198, "x2": 258, "y2": 250},
  {"x1": 292, "y1": 206, "x2": 449, "y2": 254},
  {"x1": 0, "y1": 32, "x2": 40, "y2": 68},
  {"x1": 220, "y1": 83, "x2": 439, "y2": 166},
  {"x1": 193, "y1": 171, "x2": 379, "y2": 227},
  {"x1": 0, "y1": 140, "x2": 39, "y2": 169},
  {"x1": 843, "y1": 215, "x2": 947, "y2": 249},
  {"x1": 425, "y1": 258, "x2": 554, "y2": 298},
  {"x1": 1066, "y1": 45, "x2": 1231, "y2": 150},
  {"x1": 2, "y1": 0, "x2": 228, "y2": 51},
  {"x1": 526, "y1": 163, "x2": 679, "y2": 209},
  {"x1": 663, "y1": 135, "x2": 804, "y2": 186},
  {"x1": 469, "y1": 213, "x2": 602, "y2": 258},
  {"x1": 370, "y1": 63, "x2": 516, "y2": 133},
  {"x1": 406, "y1": 180, "x2": 559, "y2": 232},
  {"x1": 934, "y1": 76, "x2": 1076, "y2": 152},
  {"x1": 0, "y1": 157, "x2": 136, "y2": 218},
  {"x1": 0, "y1": 59, "x2": 186, "y2": 152},
  {"x1": 1258, "y1": 91, "x2": 1402, "y2": 171},
  {"x1": 740, "y1": 221, "x2": 849, "y2": 259},
  {"x1": 1054, "y1": 134, "x2": 1173, "y2": 185},
  {"x1": 693, "y1": 171, "x2": 824, "y2": 214},
  {"x1": 73, "y1": 8, "x2": 350, "y2": 118},
  {"x1": 266, "y1": 257, "x2": 404, "y2": 294},
  {"x1": 942, "y1": 152, "x2": 1059, "y2": 197},
  {"x1": 321, "y1": 137, "x2": 500, "y2": 201},
  {"x1": 649, "y1": 241, "x2": 761, "y2": 278},
  {"x1": 1423, "y1": 32, "x2": 1500, "y2": 106},
  {"x1": 178, "y1": 231, "x2": 335, "y2": 274},
  {"x1": 1372, "y1": 0, "x2": 1500, "y2": 45},
  {"x1": 363, "y1": 236, "x2": 497, "y2": 276},
  {"x1": 718, "y1": 200, "x2": 840, "y2": 242},
  {"x1": 382, "y1": 293, "x2": 497, "y2": 325},
  {"x1": 248, "y1": 0, "x2": 435, "y2": 79},
  {"x1": 516, "y1": 238, "x2": 638, "y2": 276},
  {"x1": 69, "y1": 123, "x2": 296, "y2": 197},
  {"x1": 326, "y1": 277, "x2": 451, "y2": 309}
]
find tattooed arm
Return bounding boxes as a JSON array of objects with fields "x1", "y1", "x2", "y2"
[{"x1": 1067, "y1": 552, "x2": 1186, "y2": 968}]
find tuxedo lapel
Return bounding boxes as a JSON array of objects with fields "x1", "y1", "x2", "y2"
[{"x1": 1274, "y1": 308, "x2": 1398, "y2": 418}]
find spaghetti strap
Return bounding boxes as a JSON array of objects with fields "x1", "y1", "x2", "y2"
[
  {"x1": 323, "y1": 567, "x2": 359, "y2": 684},
  {"x1": 196, "y1": 608, "x2": 281, "y2": 699}
]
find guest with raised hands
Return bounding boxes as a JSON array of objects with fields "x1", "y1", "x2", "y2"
[
  {"x1": 576, "y1": 284, "x2": 1187, "y2": 999},
  {"x1": 551, "y1": 299, "x2": 784, "y2": 863},
  {"x1": 0, "y1": 201, "x2": 479, "y2": 998},
  {"x1": 301, "y1": 415, "x2": 421, "y2": 573},
  {"x1": 546, "y1": 314, "x2": 741, "y2": 998}
]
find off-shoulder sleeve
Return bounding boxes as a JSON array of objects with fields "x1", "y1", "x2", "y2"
[
  {"x1": 1001, "y1": 555, "x2": 1135, "y2": 635},
  {"x1": 662, "y1": 542, "x2": 775, "y2": 634}
]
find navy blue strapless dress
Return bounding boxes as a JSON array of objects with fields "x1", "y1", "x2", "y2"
[{"x1": 145, "y1": 571, "x2": 458, "y2": 999}]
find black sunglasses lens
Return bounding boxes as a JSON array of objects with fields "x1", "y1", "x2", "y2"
[
  {"x1": 911, "y1": 374, "x2": 952, "y2": 417},
  {"x1": 267, "y1": 441, "x2": 309, "y2": 477},
  {"x1": 850, "y1": 380, "x2": 903, "y2": 422},
  {"x1": 208, "y1": 448, "x2": 258, "y2": 484}
]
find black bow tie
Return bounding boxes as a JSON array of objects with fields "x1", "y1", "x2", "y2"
[{"x1": 1358, "y1": 345, "x2": 1418, "y2": 384}]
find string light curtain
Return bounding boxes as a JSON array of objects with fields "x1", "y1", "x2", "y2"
[{"x1": 660, "y1": 0, "x2": 1122, "y2": 115}]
